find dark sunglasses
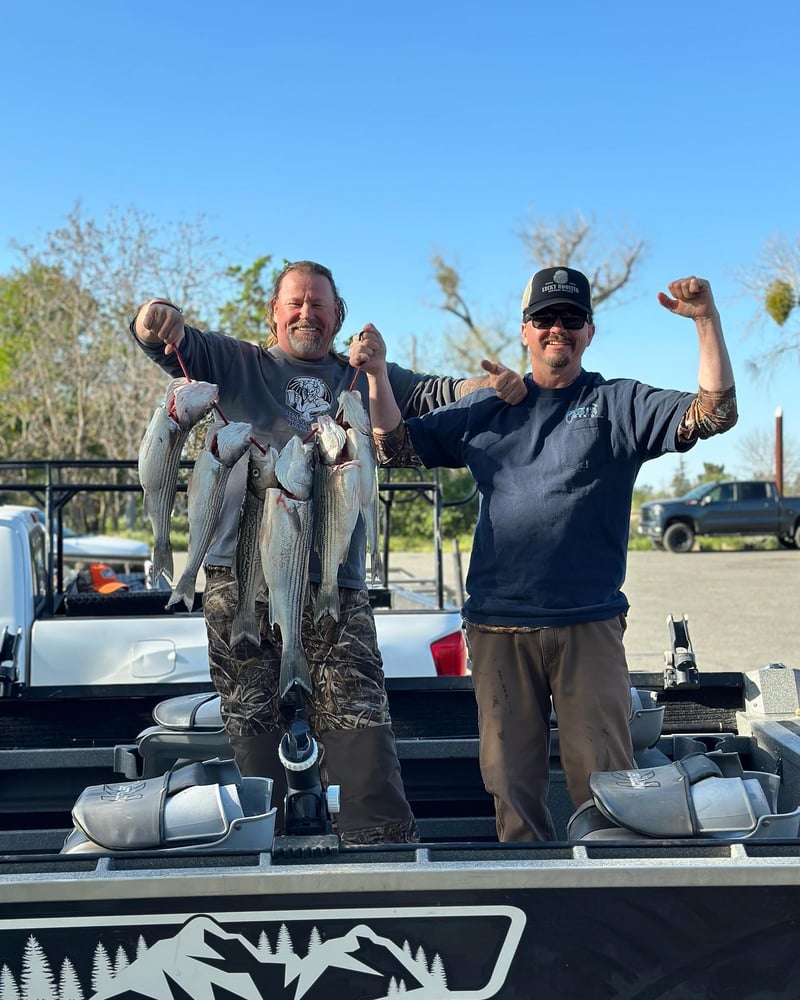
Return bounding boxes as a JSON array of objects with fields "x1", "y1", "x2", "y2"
[{"x1": 526, "y1": 310, "x2": 588, "y2": 330}]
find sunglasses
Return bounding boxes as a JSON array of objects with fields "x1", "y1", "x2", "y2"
[{"x1": 526, "y1": 310, "x2": 588, "y2": 330}]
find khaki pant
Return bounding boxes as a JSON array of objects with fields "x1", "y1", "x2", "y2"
[
  {"x1": 467, "y1": 616, "x2": 635, "y2": 842},
  {"x1": 203, "y1": 568, "x2": 418, "y2": 845}
]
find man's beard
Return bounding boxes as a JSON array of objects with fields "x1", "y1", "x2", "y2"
[
  {"x1": 544, "y1": 352, "x2": 570, "y2": 370},
  {"x1": 287, "y1": 325, "x2": 327, "y2": 357}
]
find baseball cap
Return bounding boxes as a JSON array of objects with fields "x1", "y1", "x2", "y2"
[
  {"x1": 521, "y1": 267, "x2": 592, "y2": 317},
  {"x1": 80, "y1": 563, "x2": 128, "y2": 594}
]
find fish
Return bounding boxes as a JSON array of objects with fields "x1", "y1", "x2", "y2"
[
  {"x1": 314, "y1": 413, "x2": 348, "y2": 465},
  {"x1": 274, "y1": 431, "x2": 317, "y2": 499},
  {"x1": 337, "y1": 389, "x2": 383, "y2": 583},
  {"x1": 259, "y1": 435, "x2": 317, "y2": 698},
  {"x1": 313, "y1": 457, "x2": 361, "y2": 623},
  {"x1": 167, "y1": 419, "x2": 253, "y2": 611},
  {"x1": 138, "y1": 378, "x2": 219, "y2": 585},
  {"x1": 229, "y1": 443, "x2": 279, "y2": 649}
]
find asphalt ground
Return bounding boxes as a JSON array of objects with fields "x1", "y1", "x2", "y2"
[{"x1": 392, "y1": 549, "x2": 800, "y2": 675}]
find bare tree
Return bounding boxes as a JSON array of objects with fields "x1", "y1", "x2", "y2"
[
  {"x1": 736, "y1": 426, "x2": 799, "y2": 485},
  {"x1": 0, "y1": 205, "x2": 240, "y2": 530},
  {"x1": 737, "y1": 231, "x2": 800, "y2": 377},
  {"x1": 515, "y1": 209, "x2": 646, "y2": 311},
  {"x1": 432, "y1": 255, "x2": 511, "y2": 372},
  {"x1": 0, "y1": 203, "x2": 231, "y2": 464},
  {"x1": 433, "y1": 209, "x2": 647, "y2": 374}
]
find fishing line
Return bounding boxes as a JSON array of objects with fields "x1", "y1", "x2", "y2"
[{"x1": 173, "y1": 345, "x2": 268, "y2": 455}]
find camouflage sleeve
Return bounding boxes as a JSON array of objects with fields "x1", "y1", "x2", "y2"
[
  {"x1": 374, "y1": 422, "x2": 423, "y2": 468},
  {"x1": 456, "y1": 375, "x2": 491, "y2": 398},
  {"x1": 677, "y1": 385, "x2": 738, "y2": 443}
]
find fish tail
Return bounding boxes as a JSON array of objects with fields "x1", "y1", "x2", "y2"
[
  {"x1": 279, "y1": 648, "x2": 312, "y2": 699},
  {"x1": 313, "y1": 583, "x2": 340, "y2": 624},
  {"x1": 369, "y1": 547, "x2": 384, "y2": 585},
  {"x1": 229, "y1": 611, "x2": 261, "y2": 650},
  {"x1": 166, "y1": 574, "x2": 196, "y2": 612},
  {"x1": 151, "y1": 541, "x2": 174, "y2": 585}
]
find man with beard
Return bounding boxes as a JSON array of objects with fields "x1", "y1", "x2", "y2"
[{"x1": 130, "y1": 259, "x2": 525, "y2": 845}]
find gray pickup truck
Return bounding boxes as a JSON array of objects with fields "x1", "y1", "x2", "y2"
[{"x1": 637, "y1": 479, "x2": 800, "y2": 552}]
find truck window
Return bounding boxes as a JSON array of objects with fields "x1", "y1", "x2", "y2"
[
  {"x1": 29, "y1": 529, "x2": 48, "y2": 601},
  {"x1": 709, "y1": 484, "x2": 734, "y2": 503},
  {"x1": 738, "y1": 482, "x2": 767, "y2": 502}
]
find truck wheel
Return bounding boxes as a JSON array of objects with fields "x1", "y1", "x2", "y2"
[
  {"x1": 663, "y1": 522, "x2": 695, "y2": 553},
  {"x1": 777, "y1": 535, "x2": 797, "y2": 549},
  {"x1": 794, "y1": 524, "x2": 800, "y2": 549}
]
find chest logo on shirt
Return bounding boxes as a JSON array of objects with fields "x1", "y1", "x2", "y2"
[
  {"x1": 565, "y1": 403, "x2": 598, "y2": 423},
  {"x1": 285, "y1": 377, "x2": 332, "y2": 423}
]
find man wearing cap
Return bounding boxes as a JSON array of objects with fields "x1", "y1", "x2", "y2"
[
  {"x1": 362, "y1": 267, "x2": 737, "y2": 842},
  {"x1": 130, "y1": 259, "x2": 526, "y2": 847},
  {"x1": 78, "y1": 563, "x2": 129, "y2": 594}
]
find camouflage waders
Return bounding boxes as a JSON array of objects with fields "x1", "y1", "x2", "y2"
[{"x1": 203, "y1": 567, "x2": 418, "y2": 845}]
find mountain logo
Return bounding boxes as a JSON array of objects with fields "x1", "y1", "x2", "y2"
[{"x1": 1, "y1": 904, "x2": 525, "y2": 1000}]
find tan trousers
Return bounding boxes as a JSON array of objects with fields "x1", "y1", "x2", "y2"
[{"x1": 467, "y1": 615, "x2": 635, "y2": 842}]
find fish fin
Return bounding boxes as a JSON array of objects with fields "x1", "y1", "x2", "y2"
[
  {"x1": 279, "y1": 649, "x2": 312, "y2": 699},
  {"x1": 229, "y1": 612, "x2": 261, "y2": 650},
  {"x1": 313, "y1": 584, "x2": 340, "y2": 624},
  {"x1": 166, "y1": 575, "x2": 195, "y2": 612},
  {"x1": 151, "y1": 542, "x2": 174, "y2": 585},
  {"x1": 369, "y1": 547, "x2": 384, "y2": 585}
]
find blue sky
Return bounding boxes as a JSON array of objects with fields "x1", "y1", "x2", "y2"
[{"x1": 2, "y1": 0, "x2": 799, "y2": 492}]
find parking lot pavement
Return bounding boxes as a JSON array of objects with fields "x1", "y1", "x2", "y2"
[
  {"x1": 621, "y1": 549, "x2": 799, "y2": 674},
  {"x1": 392, "y1": 549, "x2": 800, "y2": 675}
]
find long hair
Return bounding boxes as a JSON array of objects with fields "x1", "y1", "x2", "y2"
[{"x1": 264, "y1": 260, "x2": 347, "y2": 348}]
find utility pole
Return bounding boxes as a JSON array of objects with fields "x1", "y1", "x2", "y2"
[{"x1": 775, "y1": 407, "x2": 784, "y2": 496}]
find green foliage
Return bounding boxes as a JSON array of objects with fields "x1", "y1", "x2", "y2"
[
  {"x1": 378, "y1": 467, "x2": 479, "y2": 546},
  {"x1": 696, "y1": 461, "x2": 727, "y2": 484},
  {"x1": 765, "y1": 279, "x2": 795, "y2": 326},
  {"x1": 216, "y1": 255, "x2": 281, "y2": 343},
  {"x1": 632, "y1": 483, "x2": 655, "y2": 509}
]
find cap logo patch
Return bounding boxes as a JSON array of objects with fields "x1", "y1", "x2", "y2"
[
  {"x1": 553, "y1": 268, "x2": 569, "y2": 284},
  {"x1": 541, "y1": 278, "x2": 581, "y2": 297}
]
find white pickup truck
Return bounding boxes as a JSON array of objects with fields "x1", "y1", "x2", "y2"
[{"x1": 0, "y1": 461, "x2": 467, "y2": 703}]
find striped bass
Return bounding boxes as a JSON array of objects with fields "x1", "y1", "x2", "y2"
[
  {"x1": 259, "y1": 436, "x2": 316, "y2": 698},
  {"x1": 167, "y1": 420, "x2": 253, "y2": 611},
  {"x1": 337, "y1": 389, "x2": 383, "y2": 583},
  {"x1": 313, "y1": 458, "x2": 361, "y2": 623},
  {"x1": 138, "y1": 378, "x2": 219, "y2": 584},
  {"x1": 229, "y1": 443, "x2": 279, "y2": 649}
]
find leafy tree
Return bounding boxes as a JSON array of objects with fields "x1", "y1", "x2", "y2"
[
  {"x1": 433, "y1": 209, "x2": 647, "y2": 375},
  {"x1": 632, "y1": 483, "x2": 655, "y2": 509},
  {"x1": 0, "y1": 205, "x2": 239, "y2": 530},
  {"x1": 378, "y1": 466, "x2": 479, "y2": 546},
  {"x1": 216, "y1": 255, "x2": 282, "y2": 344},
  {"x1": 696, "y1": 462, "x2": 727, "y2": 484}
]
